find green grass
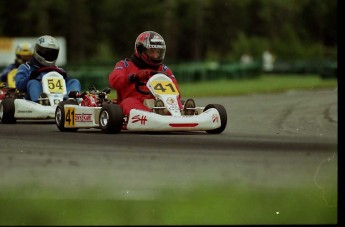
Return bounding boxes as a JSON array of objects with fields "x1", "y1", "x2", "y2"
[
  {"x1": 0, "y1": 184, "x2": 337, "y2": 225},
  {"x1": 178, "y1": 74, "x2": 337, "y2": 97}
]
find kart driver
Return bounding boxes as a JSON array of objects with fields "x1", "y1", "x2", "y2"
[
  {"x1": 109, "y1": 31, "x2": 194, "y2": 116},
  {"x1": 0, "y1": 42, "x2": 34, "y2": 85},
  {"x1": 15, "y1": 35, "x2": 81, "y2": 103}
]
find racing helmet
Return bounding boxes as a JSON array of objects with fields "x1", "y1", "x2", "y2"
[
  {"x1": 134, "y1": 31, "x2": 166, "y2": 67},
  {"x1": 15, "y1": 42, "x2": 34, "y2": 65},
  {"x1": 33, "y1": 35, "x2": 60, "y2": 66}
]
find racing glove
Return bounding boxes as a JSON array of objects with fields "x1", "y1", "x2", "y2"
[
  {"x1": 29, "y1": 70, "x2": 40, "y2": 80},
  {"x1": 128, "y1": 69, "x2": 151, "y2": 83}
]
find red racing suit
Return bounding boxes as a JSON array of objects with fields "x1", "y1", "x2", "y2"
[{"x1": 108, "y1": 58, "x2": 183, "y2": 116}]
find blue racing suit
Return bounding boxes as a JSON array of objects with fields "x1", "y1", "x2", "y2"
[{"x1": 15, "y1": 58, "x2": 81, "y2": 102}]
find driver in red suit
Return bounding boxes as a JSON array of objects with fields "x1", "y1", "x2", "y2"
[{"x1": 108, "y1": 31, "x2": 183, "y2": 116}]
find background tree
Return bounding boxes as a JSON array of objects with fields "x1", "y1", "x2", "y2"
[{"x1": 0, "y1": 0, "x2": 337, "y2": 65}]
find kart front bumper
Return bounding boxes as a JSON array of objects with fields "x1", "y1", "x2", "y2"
[{"x1": 127, "y1": 108, "x2": 221, "y2": 131}]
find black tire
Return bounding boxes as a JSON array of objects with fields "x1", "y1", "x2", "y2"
[
  {"x1": 99, "y1": 104, "x2": 124, "y2": 134},
  {"x1": 204, "y1": 104, "x2": 227, "y2": 134},
  {"x1": 0, "y1": 98, "x2": 16, "y2": 124},
  {"x1": 55, "y1": 100, "x2": 79, "y2": 132}
]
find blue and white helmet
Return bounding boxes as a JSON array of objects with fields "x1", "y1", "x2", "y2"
[{"x1": 34, "y1": 35, "x2": 60, "y2": 66}]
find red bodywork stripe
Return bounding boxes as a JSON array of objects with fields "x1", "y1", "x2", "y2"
[{"x1": 169, "y1": 123, "x2": 198, "y2": 127}]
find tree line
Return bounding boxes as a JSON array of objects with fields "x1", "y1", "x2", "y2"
[{"x1": 0, "y1": 0, "x2": 337, "y2": 65}]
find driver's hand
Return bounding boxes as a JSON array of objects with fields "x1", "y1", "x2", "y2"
[
  {"x1": 29, "y1": 70, "x2": 40, "y2": 80},
  {"x1": 135, "y1": 70, "x2": 151, "y2": 81},
  {"x1": 128, "y1": 70, "x2": 153, "y2": 83}
]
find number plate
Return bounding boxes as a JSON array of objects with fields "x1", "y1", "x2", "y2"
[
  {"x1": 48, "y1": 78, "x2": 65, "y2": 94},
  {"x1": 64, "y1": 107, "x2": 76, "y2": 127},
  {"x1": 151, "y1": 81, "x2": 178, "y2": 95}
]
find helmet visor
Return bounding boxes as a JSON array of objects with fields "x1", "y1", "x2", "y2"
[
  {"x1": 144, "y1": 48, "x2": 166, "y2": 61},
  {"x1": 36, "y1": 45, "x2": 59, "y2": 62},
  {"x1": 16, "y1": 54, "x2": 32, "y2": 62}
]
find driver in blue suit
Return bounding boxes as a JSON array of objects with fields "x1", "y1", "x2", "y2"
[{"x1": 15, "y1": 35, "x2": 81, "y2": 103}]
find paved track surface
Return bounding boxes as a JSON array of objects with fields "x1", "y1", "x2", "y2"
[{"x1": 0, "y1": 88, "x2": 338, "y2": 199}]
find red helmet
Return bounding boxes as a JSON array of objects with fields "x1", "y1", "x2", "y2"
[{"x1": 134, "y1": 31, "x2": 166, "y2": 67}]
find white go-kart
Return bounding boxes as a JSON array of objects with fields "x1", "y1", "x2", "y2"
[
  {"x1": 55, "y1": 72, "x2": 227, "y2": 134},
  {"x1": 0, "y1": 71, "x2": 67, "y2": 124}
]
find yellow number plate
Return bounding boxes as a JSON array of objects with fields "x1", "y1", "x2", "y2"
[
  {"x1": 64, "y1": 107, "x2": 76, "y2": 127},
  {"x1": 151, "y1": 81, "x2": 178, "y2": 95},
  {"x1": 48, "y1": 78, "x2": 65, "y2": 94}
]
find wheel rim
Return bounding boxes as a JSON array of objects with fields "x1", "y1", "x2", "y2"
[
  {"x1": 0, "y1": 103, "x2": 3, "y2": 120},
  {"x1": 100, "y1": 110, "x2": 109, "y2": 127},
  {"x1": 55, "y1": 107, "x2": 62, "y2": 125}
]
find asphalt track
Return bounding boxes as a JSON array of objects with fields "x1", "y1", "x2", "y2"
[{"x1": 0, "y1": 88, "x2": 338, "y2": 200}]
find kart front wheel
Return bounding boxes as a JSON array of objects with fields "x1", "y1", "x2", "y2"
[
  {"x1": 204, "y1": 104, "x2": 227, "y2": 134},
  {"x1": 0, "y1": 98, "x2": 16, "y2": 124},
  {"x1": 55, "y1": 100, "x2": 79, "y2": 132},
  {"x1": 99, "y1": 103, "x2": 124, "y2": 134}
]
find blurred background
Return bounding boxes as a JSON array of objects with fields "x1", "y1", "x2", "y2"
[{"x1": 0, "y1": 0, "x2": 337, "y2": 87}]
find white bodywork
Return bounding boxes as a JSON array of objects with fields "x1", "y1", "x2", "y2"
[
  {"x1": 13, "y1": 72, "x2": 66, "y2": 119},
  {"x1": 146, "y1": 73, "x2": 181, "y2": 116},
  {"x1": 126, "y1": 108, "x2": 221, "y2": 131},
  {"x1": 62, "y1": 105, "x2": 102, "y2": 128},
  {"x1": 13, "y1": 99, "x2": 56, "y2": 119}
]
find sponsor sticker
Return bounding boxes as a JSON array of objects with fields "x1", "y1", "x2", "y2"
[{"x1": 131, "y1": 115, "x2": 147, "y2": 125}]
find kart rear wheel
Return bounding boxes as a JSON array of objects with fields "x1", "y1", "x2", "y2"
[
  {"x1": 99, "y1": 103, "x2": 123, "y2": 134},
  {"x1": 204, "y1": 104, "x2": 227, "y2": 134},
  {"x1": 55, "y1": 100, "x2": 79, "y2": 132},
  {"x1": 0, "y1": 98, "x2": 16, "y2": 124}
]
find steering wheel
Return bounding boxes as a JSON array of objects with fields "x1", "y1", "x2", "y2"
[{"x1": 30, "y1": 66, "x2": 67, "y2": 79}]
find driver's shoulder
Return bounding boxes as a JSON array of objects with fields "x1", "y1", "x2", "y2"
[
  {"x1": 18, "y1": 62, "x2": 34, "y2": 71},
  {"x1": 118, "y1": 58, "x2": 133, "y2": 68},
  {"x1": 159, "y1": 64, "x2": 172, "y2": 74}
]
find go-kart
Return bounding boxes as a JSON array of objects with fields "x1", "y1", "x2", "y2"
[
  {"x1": 0, "y1": 67, "x2": 18, "y2": 90},
  {"x1": 0, "y1": 71, "x2": 67, "y2": 124},
  {"x1": 55, "y1": 84, "x2": 119, "y2": 132},
  {"x1": 55, "y1": 72, "x2": 227, "y2": 134},
  {"x1": 0, "y1": 68, "x2": 23, "y2": 101}
]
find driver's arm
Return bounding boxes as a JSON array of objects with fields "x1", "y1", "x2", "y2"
[
  {"x1": 14, "y1": 64, "x2": 31, "y2": 93},
  {"x1": 108, "y1": 61, "x2": 133, "y2": 91}
]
